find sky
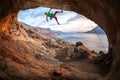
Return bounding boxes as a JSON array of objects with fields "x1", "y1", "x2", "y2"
[
  {"x1": 18, "y1": 7, "x2": 108, "y2": 52},
  {"x1": 18, "y1": 7, "x2": 97, "y2": 32}
]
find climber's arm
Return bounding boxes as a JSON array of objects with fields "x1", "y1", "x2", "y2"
[{"x1": 48, "y1": 8, "x2": 52, "y2": 12}]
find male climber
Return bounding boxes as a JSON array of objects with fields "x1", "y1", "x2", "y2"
[{"x1": 45, "y1": 8, "x2": 63, "y2": 25}]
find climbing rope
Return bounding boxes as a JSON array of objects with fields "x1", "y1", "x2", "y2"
[{"x1": 83, "y1": 16, "x2": 106, "y2": 52}]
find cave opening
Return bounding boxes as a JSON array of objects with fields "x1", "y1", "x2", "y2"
[
  {"x1": 17, "y1": 7, "x2": 114, "y2": 78},
  {"x1": 18, "y1": 7, "x2": 109, "y2": 53}
]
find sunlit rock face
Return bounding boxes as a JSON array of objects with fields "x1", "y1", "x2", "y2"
[{"x1": 0, "y1": 0, "x2": 120, "y2": 80}]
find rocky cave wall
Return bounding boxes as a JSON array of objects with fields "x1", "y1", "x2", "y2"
[{"x1": 0, "y1": 0, "x2": 120, "y2": 80}]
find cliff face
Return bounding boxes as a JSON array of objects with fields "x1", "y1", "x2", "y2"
[
  {"x1": 0, "y1": 20, "x2": 103, "y2": 80},
  {"x1": 0, "y1": 0, "x2": 120, "y2": 80}
]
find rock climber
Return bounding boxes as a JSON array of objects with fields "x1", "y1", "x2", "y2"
[{"x1": 45, "y1": 8, "x2": 63, "y2": 25}]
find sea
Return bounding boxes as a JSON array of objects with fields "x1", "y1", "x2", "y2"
[{"x1": 56, "y1": 32, "x2": 108, "y2": 53}]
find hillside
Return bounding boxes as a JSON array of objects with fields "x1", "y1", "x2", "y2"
[
  {"x1": 21, "y1": 22, "x2": 59, "y2": 37},
  {"x1": 0, "y1": 21, "x2": 103, "y2": 80}
]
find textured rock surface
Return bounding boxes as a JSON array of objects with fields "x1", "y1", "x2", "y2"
[
  {"x1": 0, "y1": 0, "x2": 120, "y2": 80},
  {"x1": 0, "y1": 21, "x2": 103, "y2": 80}
]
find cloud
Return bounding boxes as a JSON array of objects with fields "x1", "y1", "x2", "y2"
[{"x1": 18, "y1": 7, "x2": 97, "y2": 32}]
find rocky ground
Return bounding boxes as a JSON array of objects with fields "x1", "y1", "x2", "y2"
[{"x1": 0, "y1": 21, "x2": 107, "y2": 80}]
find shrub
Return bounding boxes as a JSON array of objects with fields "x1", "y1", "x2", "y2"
[
  {"x1": 91, "y1": 50, "x2": 97, "y2": 54},
  {"x1": 75, "y1": 41, "x2": 83, "y2": 47}
]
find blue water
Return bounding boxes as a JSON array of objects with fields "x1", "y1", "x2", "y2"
[{"x1": 56, "y1": 32, "x2": 108, "y2": 53}]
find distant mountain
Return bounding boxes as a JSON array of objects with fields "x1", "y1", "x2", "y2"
[
  {"x1": 31, "y1": 27, "x2": 56, "y2": 36},
  {"x1": 86, "y1": 26, "x2": 105, "y2": 34},
  {"x1": 20, "y1": 22, "x2": 60, "y2": 37}
]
